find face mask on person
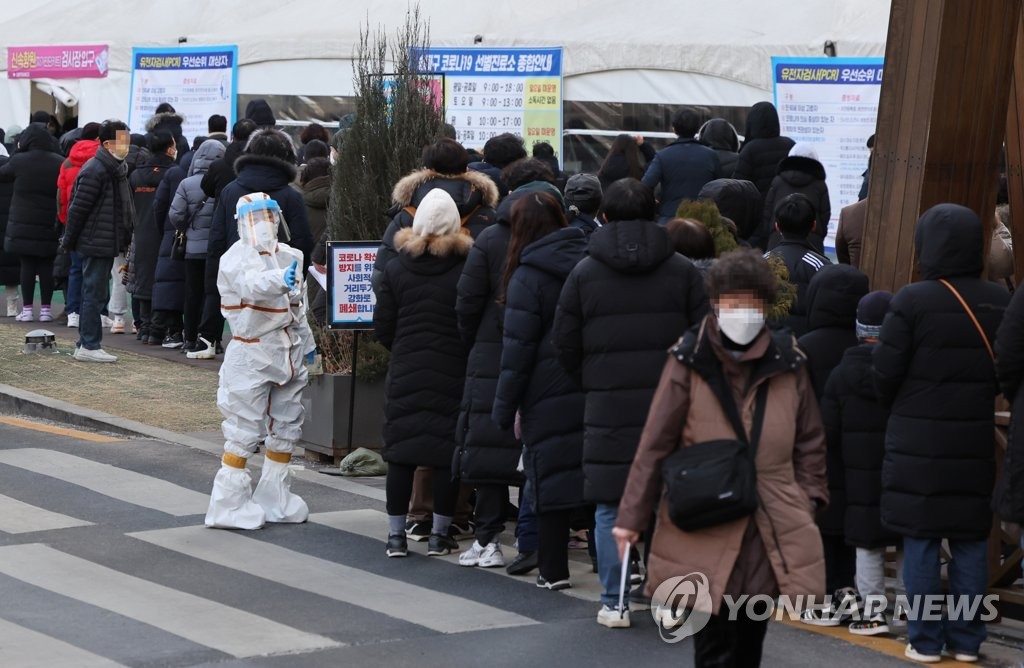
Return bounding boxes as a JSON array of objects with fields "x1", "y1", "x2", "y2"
[
  {"x1": 104, "y1": 129, "x2": 131, "y2": 161},
  {"x1": 717, "y1": 306, "x2": 765, "y2": 345}
]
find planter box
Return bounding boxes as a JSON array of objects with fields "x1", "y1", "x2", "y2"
[{"x1": 301, "y1": 373, "x2": 385, "y2": 463}]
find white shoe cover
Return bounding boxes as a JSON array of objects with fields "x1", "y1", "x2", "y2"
[
  {"x1": 205, "y1": 464, "x2": 266, "y2": 529},
  {"x1": 252, "y1": 458, "x2": 308, "y2": 523}
]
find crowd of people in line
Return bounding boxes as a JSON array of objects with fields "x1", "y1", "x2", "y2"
[{"x1": 1, "y1": 97, "x2": 1023, "y2": 666}]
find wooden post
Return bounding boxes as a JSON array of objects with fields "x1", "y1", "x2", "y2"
[
  {"x1": 861, "y1": 0, "x2": 1021, "y2": 293},
  {"x1": 1006, "y1": 9, "x2": 1024, "y2": 270}
]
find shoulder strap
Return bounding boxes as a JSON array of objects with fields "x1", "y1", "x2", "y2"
[
  {"x1": 403, "y1": 205, "x2": 416, "y2": 218},
  {"x1": 702, "y1": 360, "x2": 771, "y2": 451},
  {"x1": 938, "y1": 278, "x2": 994, "y2": 362}
]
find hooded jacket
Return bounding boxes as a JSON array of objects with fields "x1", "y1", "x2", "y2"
[
  {"x1": 733, "y1": 102, "x2": 796, "y2": 194},
  {"x1": 797, "y1": 265, "x2": 869, "y2": 535},
  {"x1": 641, "y1": 139, "x2": 722, "y2": 222},
  {"x1": 617, "y1": 317, "x2": 827, "y2": 614},
  {"x1": 492, "y1": 227, "x2": 588, "y2": 512},
  {"x1": 453, "y1": 184, "x2": 549, "y2": 485},
  {"x1": 303, "y1": 174, "x2": 331, "y2": 262},
  {"x1": 169, "y1": 139, "x2": 225, "y2": 259},
  {"x1": 207, "y1": 153, "x2": 313, "y2": 266},
  {"x1": 698, "y1": 178, "x2": 762, "y2": 242},
  {"x1": 126, "y1": 152, "x2": 176, "y2": 298},
  {"x1": 0, "y1": 125, "x2": 64, "y2": 257},
  {"x1": 375, "y1": 221, "x2": 474, "y2": 469},
  {"x1": 873, "y1": 204, "x2": 1010, "y2": 540},
  {"x1": 820, "y1": 343, "x2": 898, "y2": 549},
  {"x1": 57, "y1": 139, "x2": 100, "y2": 224},
  {"x1": 63, "y1": 146, "x2": 133, "y2": 258},
  {"x1": 553, "y1": 219, "x2": 709, "y2": 503},
  {"x1": 0, "y1": 156, "x2": 18, "y2": 284},
  {"x1": 760, "y1": 155, "x2": 831, "y2": 253},
  {"x1": 201, "y1": 138, "x2": 249, "y2": 199},
  {"x1": 372, "y1": 169, "x2": 498, "y2": 291},
  {"x1": 145, "y1": 111, "x2": 189, "y2": 159},
  {"x1": 698, "y1": 119, "x2": 740, "y2": 177}
]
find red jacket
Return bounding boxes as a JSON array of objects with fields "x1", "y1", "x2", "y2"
[{"x1": 56, "y1": 139, "x2": 99, "y2": 224}]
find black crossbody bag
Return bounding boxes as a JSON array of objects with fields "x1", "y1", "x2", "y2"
[{"x1": 661, "y1": 370, "x2": 769, "y2": 532}]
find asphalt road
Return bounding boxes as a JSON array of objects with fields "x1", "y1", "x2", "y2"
[{"x1": 0, "y1": 418, "x2": 1013, "y2": 667}]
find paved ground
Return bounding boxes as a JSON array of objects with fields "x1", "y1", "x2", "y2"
[{"x1": 0, "y1": 417, "x2": 1021, "y2": 667}]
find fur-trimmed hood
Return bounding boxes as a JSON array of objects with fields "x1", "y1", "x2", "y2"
[
  {"x1": 394, "y1": 226, "x2": 473, "y2": 260},
  {"x1": 145, "y1": 111, "x2": 185, "y2": 132},
  {"x1": 234, "y1": 152, "x2": 298, "y2": 182},
  {"x1": 391, "y1": 168, "x2": 500, "y2": 213}
]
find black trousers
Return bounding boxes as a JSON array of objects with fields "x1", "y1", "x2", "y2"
[
  {"x1": 201, "y1": 254, "x2": 225, "y2": 344},
  {"x1": 151, "y1": 310, "x2": 182, "y2": 339},
  {"x1": 473, "y1": 484, "x2": 508, "y2": 545},
  {"x1": 693, "y1": 610, "x2": 769, "y2": 668},
  {"x1": 823, "y1": 534, "x2": 857, "y2": 593},
  {"x1": 183, "y1": 258, "x2": 206, "y2": 343},
  {"x1": 386, "y1": 463, "x2": 457, "y2": 519},
  {"x1": 137, "y1": 298, "x2": 153, "y2": 334},
  {"x1": 537, "y1": 508, "x2": 572, "y2": 582},
  {"x1": 19, "y1": 254, "x2": 54, "y2": 306}
]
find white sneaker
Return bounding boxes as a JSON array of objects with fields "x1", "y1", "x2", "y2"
[
  {"x1": 110, "y1": 315, "x2": 125, "y2": 334},
  {"x1": 74, "y1": 347, "x2": 117, "y2": 363},
  {"x1": 187, "y1": 336, "x2": 217, "y2": 360},
  {"x1": 904, "y1": 645, "x2": 942, "y2": 663},
  {"x1": 39, "y1": 309, "x2": 53, "y2": 323},
  {"x1": 949, "y1": 650, "x2": 979, "y2": 663},
  {"x1": 597, "y1": 605, "x2": 631, "y2": 628},
  {"x1": 458, "y1": 541, "x2": 505, "y2": 567},
  {"x1": 66, "y1": 312, "x2": 79, "y2": 328},
  {"x1": 14, "y1": 310, "x2": 32, "y2": 322},
  {"x1": 101, "y1": 314, "x2": 114, "y2": 329}
]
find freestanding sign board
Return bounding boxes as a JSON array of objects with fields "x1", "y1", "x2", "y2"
[
  {"x1": 327, "y1": 241, "x2": 379, "y2": 331},
  {"x1": 772, "y1": 57, "x2": 884, "y2": 254}
]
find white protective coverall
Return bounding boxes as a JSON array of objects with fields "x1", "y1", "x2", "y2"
[{"x1": 205, "y1": 192, "x2": 316, "y2": 529}]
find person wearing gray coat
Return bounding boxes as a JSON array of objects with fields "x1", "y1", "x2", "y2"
[{"x1": 168, "y1": 139, "x2": 225, "y2": 351}]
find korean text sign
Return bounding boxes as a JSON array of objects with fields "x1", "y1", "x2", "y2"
[
  {"x1": 7, "y1": 44, "x2": 109, "y2": 79},
  {"x1": 416, "y1": 47, "x2": 563, "y2": 160},
  {"x1": 328, "y1": 242, "x2": 379, "y2": 330},
  {"x1": 772, "y1": 57, "x2": 883, "y2": 254},
  {"x1": 128, "y1": 46, "x2": 238, "y2": 145}
]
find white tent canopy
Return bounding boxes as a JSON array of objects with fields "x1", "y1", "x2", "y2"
[{"x1": 0, "y1": 0, "x2": 891, "y2": 132}]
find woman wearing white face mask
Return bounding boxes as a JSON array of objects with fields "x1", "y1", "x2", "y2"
[{"x1": 613, "y1": 248, "x2": 828, "y2": 667}]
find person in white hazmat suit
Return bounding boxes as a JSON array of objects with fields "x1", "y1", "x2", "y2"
[{"x1": 205, "y1": 191, "x2": 315, "y2": 529}]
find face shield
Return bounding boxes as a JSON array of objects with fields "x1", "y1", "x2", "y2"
[{"x1": 236, "y1": 193, "x2": 282, "y2": 254}]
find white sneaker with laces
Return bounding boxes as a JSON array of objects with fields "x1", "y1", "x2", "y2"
[
  {"x1": 904, "y1": 644, "x2": 941, "y2": 663},
  {"x1": 110, "y1": 315, "x2": 126, "y2": 334},
  {"x1": 187, "y1": 336, "x2": 217, "y2": 360},
  {"x1": 66, "y1": 312, "x2": 79, "y2": 328},
  {"x1": 458, "y1": 541, "x2": 504, "y2": 567},
  {"x1": 15, "y1": 310, "x2": 32, "y2": 322},
  {"x1": 597, "y1": 605, "x2": 631, "y2": 628},
  {"x1": 74, "y1": 347, "x2": 117, "y2": 363},
  {"x1": 101, "y1": 314, "x2": 114, "y2": 329}
]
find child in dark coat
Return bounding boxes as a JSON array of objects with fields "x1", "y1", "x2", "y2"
[{"x1": 820, "y1": 290, "x2": 901, "y2": 636}]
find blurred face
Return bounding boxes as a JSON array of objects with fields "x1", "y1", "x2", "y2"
[
  {"x1": 713, "y1": 291, "x2": 767, "y2": 346},
  {"x1": 104, "y1": 130, "x2": 130, "y2": 161}
]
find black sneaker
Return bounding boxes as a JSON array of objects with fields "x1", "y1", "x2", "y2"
[
  {"x1": 144, "y1": 334, "x2": 163, "y2": 345},
  {"x1": 536, "y1": 575, "x2": 571, "y2": 591},
  {"x1": 405, "y1": 520, "x2": 432, "y2": 542},
  {"x1": 162, "y1": 333, "x2": 184, "y2": 349},
  {"x1": 427, "y1": 533, "x2": 458, "y2": 556},
  {"x1": 180, "y1": 340, "x2": 199, "y2": 353},
  {"x1": 448, "y1": 520, "x2": 475, "y2": 540},
  {"x1": 505, "y1": 550, "x2": 538, "y2": 575},
  {"x1": 385, "y1": 534, "x2": 408, "y2": 558}
]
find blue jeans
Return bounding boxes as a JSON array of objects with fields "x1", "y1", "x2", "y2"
[
  {"x1": 595, "y1": 503, "x2": 628, "y2": 608},
  {"x1": 79, "y1": 255, "x2": 114, "y2": 350},
  {"x1": 903, "y1": 537, "x2": 988, "y2": 655},
  {"x1": 65, "y1": 251, "x2": 83, "y2": 314},
  {"x1": 516, "y1": 479, "x2": 537, "y2": 553}
]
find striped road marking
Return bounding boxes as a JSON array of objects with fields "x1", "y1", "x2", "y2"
[
  {"x1": 130, "y1": 525, "x2": 538, "y2": 634},
  {"x1": 0, "y1": 543, "x2": 339, "y2": 658},
  {"x1": 0, "y1": 449, "x2": 209, "y2": 516},
  {"x1": 309, "y1": 508, "x2": 604, "y2": 602},
  {"x1": 0, "y1": 493, "x2": 93, "y2": 533},
  {"x1": 0, "y1": 617, "x2": 126, "y2": 667}
]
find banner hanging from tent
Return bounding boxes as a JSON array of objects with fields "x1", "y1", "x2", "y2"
[
  {"x1": 416, "y1": 47, "x2": 563, "y2": 162},
  {"x1": 7, "y1": 45, "x2": 109, "y2": 79},
  {"x1": 128, "y1": 46, "x2": 238, "y2": 144},
  {"x1": 772, "y1": 57, "x2": 883, "y2": 254}
]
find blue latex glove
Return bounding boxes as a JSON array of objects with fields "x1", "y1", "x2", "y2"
[
  {"x1": 283, "y1": 259, "x2": 298, "y2": 290},
  {"x1": 305, "y1": 351, "x2": 316, "y2": 365}
]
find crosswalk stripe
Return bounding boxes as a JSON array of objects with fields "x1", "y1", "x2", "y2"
[
  {"x1": 0, "y1": 543, "x2": 339, "y2": 658},
  {"x1": 309, "y1": 509, "x2": 604, "y2": 602},
  {"x1": 130, "y1": 525, "x2": 539, "y2": 634},
  {"x1": 0, "y1": 448, "x2": 209, "y2": 516},
  {"x1": 0, "y1": 617, "x2": 126, "y2": 667},
  {"x1": 0, "y1": 492, "x2": 93, "y2": 533}
]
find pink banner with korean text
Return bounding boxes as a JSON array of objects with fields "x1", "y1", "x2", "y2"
[{"x1": 7, "y1": 45, "x2": 109, "y2": 79}]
